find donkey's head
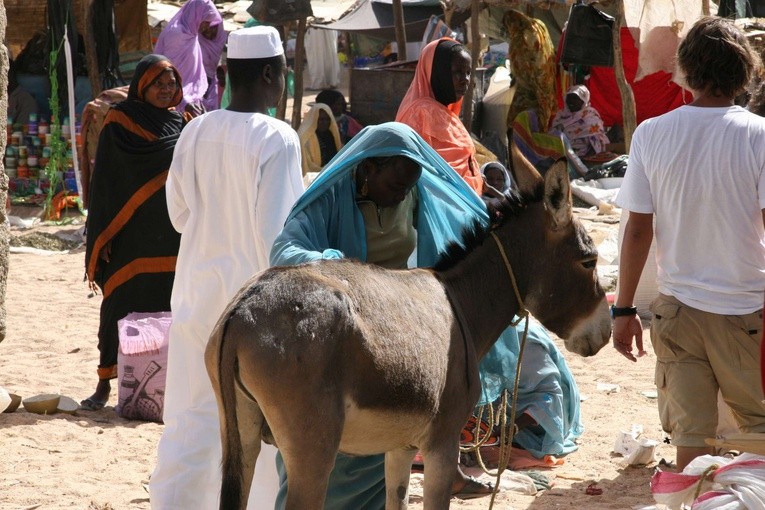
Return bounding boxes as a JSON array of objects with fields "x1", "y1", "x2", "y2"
[{"x1": 505, "y1": 146, "x2": 611, "y2": 356}]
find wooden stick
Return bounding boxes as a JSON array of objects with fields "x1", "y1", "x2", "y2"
[
  {"x1": 461, "y1": 0, "x2": 481, "y2": 133},
  {"x1": 612, "y1": 0, "x2": 636, "y2": 152},
  {"x1": 392, "y1": 0, "x2": 407, "y2": 61},
  {"x1": 82, "y1": 0, "x2": 102, "y2": 97},
  {"x1": 291, "y1": 17, "x2": 307, "y2": 130},
  {"x1": 275, "y1": 24, "x2": 288, "y2": 121}
]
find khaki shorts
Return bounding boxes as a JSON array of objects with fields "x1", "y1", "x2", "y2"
[{"x1": 650, "y1": 293, "x2": 765, "y2": 448}]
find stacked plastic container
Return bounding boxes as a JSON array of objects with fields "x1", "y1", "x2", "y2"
[{"x1": 4, "y1": 115, "x2": 81, "y2": 198}]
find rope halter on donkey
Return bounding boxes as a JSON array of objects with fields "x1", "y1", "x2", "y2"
[{"x1": 458, "y1": 231, "x2": 532, "y2": 508}]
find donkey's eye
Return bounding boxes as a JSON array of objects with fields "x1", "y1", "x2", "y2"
[{"x1": 581, "y1": 258, "x2": 597, "y2": 270}]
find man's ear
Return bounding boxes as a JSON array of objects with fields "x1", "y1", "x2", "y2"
[{"x1": 262, "y1": 64, "x2": 273, "y2": 85}]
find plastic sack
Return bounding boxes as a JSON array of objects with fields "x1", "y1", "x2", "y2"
[
  {"x1": 560, "y1": 2, "x2": 615, "y2": 67},
  {"x1": 651, "y1": 453, "x2": 765, "y2": 509},
  {"x1": 116, "y1": 311, "x2": 171, "y2": 422}
]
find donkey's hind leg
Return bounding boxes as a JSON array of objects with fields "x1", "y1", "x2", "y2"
[
  {"x1": 278, "y1": 431, "x2": 341, "y2": 510},
  {"x1": 421, "y1": 446, "x2": 459, "y2": 510},
  {"x1": 385, "y1": 448, "x2": 418, "y2": 509},
  {"x1": 267, "y1": 397, "x2": 343, "y2": 510},
  {"x1": 233, "y1": 380, "x2": 265, "y2": 507}
]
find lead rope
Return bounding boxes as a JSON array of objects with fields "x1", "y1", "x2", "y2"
[{"x1": 456, "y1": 232, "x2": 531, "y2": 509}]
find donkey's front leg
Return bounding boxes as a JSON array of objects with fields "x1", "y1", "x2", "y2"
[{"x1": 385, "y1": 448, "x2": 418, "y2": 509}]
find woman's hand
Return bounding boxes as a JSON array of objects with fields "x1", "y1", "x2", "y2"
[{"x1": 99, "y1": 242, "x2": 112, "y2": 263}]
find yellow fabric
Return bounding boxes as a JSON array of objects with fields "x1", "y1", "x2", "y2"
[
  {"x1": 504, "y1": 10, "x2": 558, "y2": 132},
  {"x1": 357, "y1": 189, "x2": 417, "y2": 269},
  {"x1": 298, "y1": 103, "x2": 342, "y2": 175}
]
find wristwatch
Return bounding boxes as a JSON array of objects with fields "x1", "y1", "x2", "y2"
[{"x1": 610, "y1": 305, "x2": 638, "y2": 318}]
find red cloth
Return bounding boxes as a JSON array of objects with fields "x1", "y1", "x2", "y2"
[{"x1": 564, "y1": 28, "x2": 693, "y2": 127}]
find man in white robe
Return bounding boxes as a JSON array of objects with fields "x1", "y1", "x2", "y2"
[{"x1": 150, "y1": 26, "x2": 304, "y2": 510}]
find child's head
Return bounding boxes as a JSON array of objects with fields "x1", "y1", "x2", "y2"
[
  {"x1": 677, "y1": 16, "x2": 760, "y2": 99},
  {"x1": 317, "y1": 109, "x2": 332, "y2": 133},
  {"x1": 315, "y1": 89, "x2": 347, "y2": 117},
  {"x1": 483, "y1": 162, "x2": 508, "y2": 192}
]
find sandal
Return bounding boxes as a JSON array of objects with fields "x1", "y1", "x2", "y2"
[
  {"x1": 80, "y1": 397, "x2": 107, "y2": 411},
  {"x1": 452, "y1": 476, "x2": 495, "y2": 499}
]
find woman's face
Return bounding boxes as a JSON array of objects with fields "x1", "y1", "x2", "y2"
[
  {"x1": 365, "y1": 156, "x2": 422, "y2": 207},
  {"x1": 317, "y1": 109, "x2": 331, "y2": 132},
  {"x1": 484, "y1": 166, "x2": 506, "y2": 191},
  {"x1": 199, "y1": 21, "x2": 219, "y2": 40},
  {"x1": 566, "y1": 93, "x2": 585, "y2": 113},
  {"x1": 451, "y1": 50, "x2": 472, "y2": 100},
  {"x1": 144, "y1": 69, "x2": 178, "y2": 109}
]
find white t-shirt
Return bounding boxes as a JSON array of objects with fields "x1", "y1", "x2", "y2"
[{"x1": 616, "y1": 105, "x2": 765, "y2": 314}]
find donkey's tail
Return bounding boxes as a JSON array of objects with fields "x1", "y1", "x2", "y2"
[{"x1": 205, "y1": 310, "x2": 245, "y2": 510}]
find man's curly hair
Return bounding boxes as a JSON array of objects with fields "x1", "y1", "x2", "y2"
[{"x1": 677, "y1": 16, "x2": 761, "y2": 99}]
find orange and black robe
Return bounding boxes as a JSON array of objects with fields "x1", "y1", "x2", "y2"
[{"x1": 84, "y1": 55, "x2": 184, "y2": 380}]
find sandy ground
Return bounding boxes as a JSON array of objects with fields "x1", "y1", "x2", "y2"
[{"x1": 0, "y1": 206, "x2": 678, "y2": 510}]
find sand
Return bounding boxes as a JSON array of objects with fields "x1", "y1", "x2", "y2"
[{"x1": 0, "y1": 208, "x2": 676, "y2": 510}]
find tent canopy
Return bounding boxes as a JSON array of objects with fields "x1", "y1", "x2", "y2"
[{"x1": 311, "y1": 0, "x2": 443, "y2": 41}]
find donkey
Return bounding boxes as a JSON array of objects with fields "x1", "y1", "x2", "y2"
[{"x1": 205, "y1": 153, "x2": 612, "y2": 510}]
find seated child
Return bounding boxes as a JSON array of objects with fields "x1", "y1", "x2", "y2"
[
  {"x1": 315, "y1": 89, "x2": 363, "y2": 144},
  {"x1": 297, "y1": 103, "x2": 342, "y2": 175}
]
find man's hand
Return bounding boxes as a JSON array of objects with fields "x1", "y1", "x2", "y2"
[
  {"x1": 185, "y1": 102, "x2": 206, "y2": 119},
  {"x1": 612, "y1": 315, "x2": 646, "y2": 362}
]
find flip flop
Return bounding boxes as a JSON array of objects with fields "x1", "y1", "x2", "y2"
[
  {"x1": 79, "y1": 397, "x2": 107, "y2": 411},
  {"x1": 453, "y1": 476, "x2": 495, "y2": 499}
]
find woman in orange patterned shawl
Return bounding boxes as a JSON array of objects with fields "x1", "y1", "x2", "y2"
[
  {"x1": 82, "y1": 55, "x2": 185, "y2": 410},
  {"x1": 396, "y1": 38, "x2": 484, "y2": 195}
]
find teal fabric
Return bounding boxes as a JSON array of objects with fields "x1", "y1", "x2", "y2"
[
  {"x1": 269, "y1": 122, "x2": 578, "y2": 508},
  {"x1": 480, "y1": 319, "x2": 584, "y2": 458},
  {"x1": 270, "y1": 122, "x2": 489, "y2": 268}
]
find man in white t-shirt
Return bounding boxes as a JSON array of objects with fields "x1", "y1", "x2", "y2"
[
  {"x1": 613, "y1": 16, "x2": 765, "y2": 471},
  {"x1": 150, "y1": 27, "x2": 304, "y2": 509}
]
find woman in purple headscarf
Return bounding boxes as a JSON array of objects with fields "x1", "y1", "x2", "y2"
[{"x1": 154, "y1": 0, "x2": 227, "y2": 112}]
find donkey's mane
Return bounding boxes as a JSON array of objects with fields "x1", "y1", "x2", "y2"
[{"x1": 434, "y1": 182, "x2": 544, "y2": 272}]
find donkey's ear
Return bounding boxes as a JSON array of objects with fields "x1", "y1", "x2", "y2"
[
  {"x1": 509, "y1": 141, "x2": 543, "y2": 196},
  {"x1": 543, "y1": 160, "x2": 572, "y2": 228}
]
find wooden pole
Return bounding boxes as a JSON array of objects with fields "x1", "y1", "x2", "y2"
[
  {"x1": 275, "y1": 24, "x2": 288, "y2": 121},
  {"x1": 392, "y1": 0, "x2": 407, "y2": 61},
  {"x1": 702, "y1": 0, "x2": 711, "y2": 16},
  {"x1": 291, "y1": 17, "x2": 307, "y2": 130},
  {"x1": 613, "y1": 0, "x2": 636, "y2": 152},
  {"x1": 461, "y1": 0, "x2": 481, "y2": 133},
  {"x1": 82, "y1": 0, "x2": 101, "y2": 97}
]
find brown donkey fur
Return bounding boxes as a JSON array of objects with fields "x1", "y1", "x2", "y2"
[{"x1": 204, "y1": 152, "x2": 612, "y2": 510}]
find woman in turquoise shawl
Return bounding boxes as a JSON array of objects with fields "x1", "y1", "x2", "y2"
[{"x1": 270, "y1": 122, "x2": 582, "y2": 508}]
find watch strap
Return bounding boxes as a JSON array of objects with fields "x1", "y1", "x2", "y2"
[{"x1": 610, "y1": 305, "x2": 638, "y2": 318}]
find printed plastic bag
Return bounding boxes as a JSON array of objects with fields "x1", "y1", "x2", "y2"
[
  {"x1": 651, "y1": 453, "x2": 765, "y2": 509},
  {"x1": 116, "y1": 311, "x2": 171, "y2": 422}
]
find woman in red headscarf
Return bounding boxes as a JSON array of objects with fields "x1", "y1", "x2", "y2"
[
  {"x1": 82, "y1": 55, "x2": 186, "y2": 410},
  {"x1": 396, "y1": 38, "x2": 485, "y2": 196}
]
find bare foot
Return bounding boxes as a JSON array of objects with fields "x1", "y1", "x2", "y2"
[
  {"x1": 451, "y1": 465, "x2": 494, "y2": 498},
  {"x1": 80, "y1": 379, "x2": 110, "y2": 410}
]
